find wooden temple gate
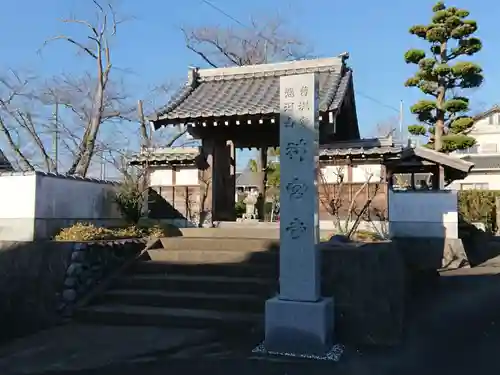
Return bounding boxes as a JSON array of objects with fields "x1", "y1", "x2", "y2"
[{"x1": 148, "y1": 55, "x2": 360, "y2": 223}]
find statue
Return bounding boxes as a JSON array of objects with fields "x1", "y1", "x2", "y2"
[{"x1": 243, "y1": 190, "x2": 259, "y2": 220}]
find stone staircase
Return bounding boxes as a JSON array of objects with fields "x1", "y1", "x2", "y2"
[{"x1": 74, "y1": 234, "x2": 279, "y2": 331}]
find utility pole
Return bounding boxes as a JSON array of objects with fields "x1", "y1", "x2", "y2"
[
  {"x1": 53, "y1": 102, "x2": 59, "y2": 173},
  {"x1": 399, "y1": 100, "x2": 404, "y2": 143}
]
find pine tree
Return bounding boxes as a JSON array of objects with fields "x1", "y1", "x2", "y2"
[{"x1": 404, "y1": 2, "x2": 483, "y2": 152}]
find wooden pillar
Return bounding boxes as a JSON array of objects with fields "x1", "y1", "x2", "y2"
[
  {"x1": 228, "y1": 140, "x2": 236, "y2": 220},
  {"x1": 199, "y1": 138, "x2": 214, "y2": 226},
  {"x1": 257, "y1": 147, "x2": 268, "y2": 221},
  {"x1": 212, "y1": 139, "x2": 235, "y2": 221}
]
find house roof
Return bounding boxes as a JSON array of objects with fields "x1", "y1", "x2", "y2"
[
  {"x1": 128, "y1": 147, "x2": 199, "y2": 166},
  {"x1": 319, "y1": 137, "x2": 405, "y2": 158},
  {"x1": 400, "y1": 147, "x2": 474, "y2": 173},
  {"x1": 150, "y1": 56, "x2": 352, "y2": 126},
  {"x1": 473, "y1": 105, "x2": 500, "y2": 121},
  {"x1": 319, "y1": 136, "x2": 474, "y2": 174},
  {"x1": 235, "y1": 170, "x2": 260, "y2": 187},
  {"x1": 461, "y1": 155, "x2": 500, "y2": 170}
]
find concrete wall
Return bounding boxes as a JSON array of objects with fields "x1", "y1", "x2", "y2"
[
  {"x1": 0, "y1": 174, "x2": 37, "y2": 241},
  {"x1": 388, "y1": 190, "x2": 458, "y2": 238},
  {"x1": 0, "y1": 172, "x2": 123, "y2": 241}
]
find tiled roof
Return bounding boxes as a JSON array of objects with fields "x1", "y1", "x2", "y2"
[
  {"x1": 403, "y1": 147, "x2": 474, "y2": 173},
  {"x1": 151, "y1": 57, "x2": 350, "y2": 124},
  {"x1": 235, "y1": 171, "x2": 260, "y2": 187},
  {"x1": 462, "y1": 155, "x2": 500, "y2": 170},
  {"x1": 319, "y1": 138, "x2": 474, "y2": 174},
  {"x1": 128, "y1": 147, "x2": 199, "y2": 165},
  {"x1": 319, "y1": 137, "x2": 405, "y2": 157}
]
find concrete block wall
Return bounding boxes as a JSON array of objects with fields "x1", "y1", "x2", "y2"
[
  {"x1": 388, "y1": 190, "x2": 458, "y2": 239},
  {"x1": 0, "y1": 172, "x2": 124, "y2": 241}
]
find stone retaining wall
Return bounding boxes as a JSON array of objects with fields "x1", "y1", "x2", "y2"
[
  {"x1": 58, "y1": 240, "x2": 146, "y2": 316},
  {"x1": 0, "y1": 239, "x2": 145, "y2": 344}
]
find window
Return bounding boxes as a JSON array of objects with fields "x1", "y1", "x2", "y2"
[
  {"x1": 488, "y1": 114, "x2": 500, "y2": 125},
  {"x1": 456, "y1": 145, "x2": 479, "y2": 154},
  {"x1": 460, "y1": 183, "x2": 489, "y2": 190}
]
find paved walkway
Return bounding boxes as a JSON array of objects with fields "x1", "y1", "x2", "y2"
[
  {"x1": 2, "y1": 264, "x2": 500, "y2": 375},
  {"x1": 0, "y1": 326, "x2": 213, "y2": 374}
]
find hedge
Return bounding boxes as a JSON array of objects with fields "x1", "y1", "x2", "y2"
[{"x1": 458, "y1": 190, "x2": 500, "y2": 233}]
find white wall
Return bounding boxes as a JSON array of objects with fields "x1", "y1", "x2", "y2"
[
  {"x1": 0, "y1": 172, "x2": 123, "y2": 241},
  {"x1": 0, "y1": 174, "x2": 37, "y2": 241},
  {"x1": 388, "y1": 190, "x2": 458, "y2": 238},
  {"x1": 447, "y1": 171, "x2": 500, "y2": 190},
  {"x1": 175, "y1": 167, "x2": 199, "y2": 185},
  {"x1": 35, "y1": 175, "x2": 121, "y2": 219},
  {"x1": 149, "y1": 166, "x2": 199, "y2": 186},
  {"x1": 320, "y1": 163, "x2": 382, "y2": 183},
  {"x1": 150, "y1": 168, "x2": 173, "y2": 186},
  {"x1": 320, "y1": 166, "x2": 343, "y2": 183},
  {"x1": 351, "y1": 164, "x2": 382, "y2": 183}
]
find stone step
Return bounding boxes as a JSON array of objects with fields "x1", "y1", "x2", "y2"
[
  {"x1": 158, "y1": 237, "x2": 279, "y2": 252},
  {"x1": 76, "y1": 304, "x2": 261, "y2": 329},
  {"x1": 93, "y1": 289, "x2": 266, "y2": 313},
  {"x1": 179, "y1": 227, "x2": 279, "y2": 239},
  {"x1": 131, "y1": 261, "x2": 277, "y2": 278},
  {"x1": 111, "y1": 274, "x2": 277, "y2": 296},
  {"x1": 145, "y1": 249, "x2": 277, "y2": 264}
]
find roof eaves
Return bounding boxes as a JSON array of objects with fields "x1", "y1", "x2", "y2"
[
  {"x1": 406, "y1": 147, "x2": 474, "y2": 173},
  {"x1": 473, "y1": 105, "x2": 500, "y2": 121}
]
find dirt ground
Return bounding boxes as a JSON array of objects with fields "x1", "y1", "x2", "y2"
[{"x1": 4, "y1": 263, "x2": 500, "y2": 375}]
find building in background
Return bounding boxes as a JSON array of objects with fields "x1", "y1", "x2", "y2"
[{"x1": 449, "y1": 105, "x2": 500, "y2": 190}]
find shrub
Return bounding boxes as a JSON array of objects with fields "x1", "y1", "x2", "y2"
[
  {"x1": 114, "y1": 173, "x2": 148, "y2": 224},
  {"x1": 458, "y1": 190, "x2": 500, "y2": 232},
  {"x1": 54, "y1": 223, "x2": 116, "y2": 241},
  {"x1": 235, "y1": 201, "x2": 246, "y2": 218},
  {"x1": 54, "y1": 222, "x2": 172, "y2": 241}
]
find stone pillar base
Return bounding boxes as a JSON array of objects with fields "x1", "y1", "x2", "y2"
[{"x1": 264, "y1": 296, "x2": 334, "y2": 356}]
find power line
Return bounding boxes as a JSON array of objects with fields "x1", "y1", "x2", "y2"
[
  {"x1": 356, "y1": 91, "x2": 400, "y2": 113},
  {"x1": 199, "y1": 0, "x2": 401, "y2": 115}
]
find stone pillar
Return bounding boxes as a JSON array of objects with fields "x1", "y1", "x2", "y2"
[{"x1": 264, "y1": 73, "x2": 334, "y2": 356}]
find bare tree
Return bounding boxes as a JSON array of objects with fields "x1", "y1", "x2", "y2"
[
  {"x1": 0, "y1": 70, "x2": 57, "y2": 172},
  {"x1": 318, "y1": 165, "x2": 386, "y2": 239},
  {"x1": 42, "y1": 0, "x2": 127, "y2": 176},
  {"x1": 181, "y1": 16, "x2": 312, "y2": 68}
]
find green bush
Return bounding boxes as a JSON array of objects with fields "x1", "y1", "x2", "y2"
[
  {"x1": 458, "y1": 190, "x2": 500, "y2": 232},
  {"x1": 235, "y1": 201, "x2": 246, "y2": 218},
  {"x1": 54, "y1": 222, "x2": 171, "y2": 241}
]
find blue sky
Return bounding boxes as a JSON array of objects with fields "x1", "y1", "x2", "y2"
[{"x1": 1, "y1": 0, "x2": 499, "y2": 173}]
